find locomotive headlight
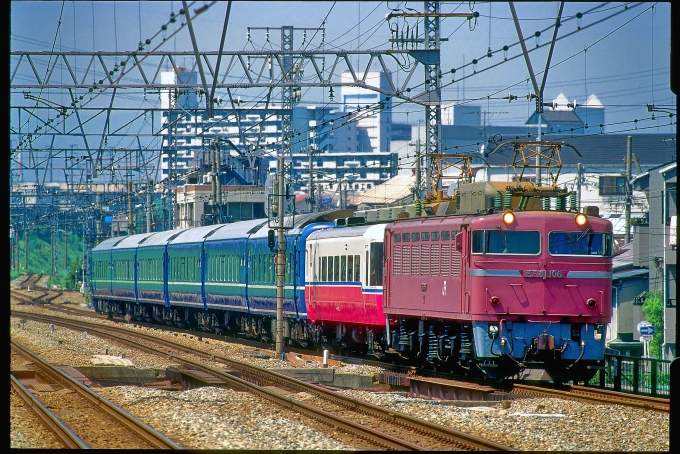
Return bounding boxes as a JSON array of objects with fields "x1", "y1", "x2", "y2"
[
  {"x1": 490, "y1": 295, "x2": 501, "y2": 306},
  {"x1": 586, "y1": 298, "x2": 597, "y2": 308},
  {"x1": 575, "y1": 213, "x2": 587, "y2": 226},
  {"x1": 502, "y1": 210, "x2": 515, "y2": 224},
  {"x1": 488, "y1": 324, "x2": 499, "y2": 338}
]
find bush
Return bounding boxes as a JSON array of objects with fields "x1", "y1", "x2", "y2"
[{"x1": 642, "y1": 290, "x2": 664, "y2": 358}]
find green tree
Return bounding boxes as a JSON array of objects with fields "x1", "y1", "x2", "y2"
[{"x1": 641, "y1": 290, "x2": 664, "y2": 358}]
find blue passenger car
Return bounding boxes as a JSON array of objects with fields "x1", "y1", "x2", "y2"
[
  {"x1": 165, "y1": 225, "x2": 227, "y2": 308},
  {"x1": 89, "y1": 209, "x2": 352, "y2": 342},
  {"x1": 203, "y1": 218, "x2": 269, "y2": 312},
  {"x1": 136, "y1": 229, "x2": 188, "y2": 306}
]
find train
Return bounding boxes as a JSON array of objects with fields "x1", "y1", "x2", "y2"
[{"x1": 90, "y1": 177, "x2": 613, "y2": 383}]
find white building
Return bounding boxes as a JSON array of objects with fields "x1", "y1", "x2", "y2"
[{"x1": 340, "y1": 70, "x2": 393, "y2": 152}]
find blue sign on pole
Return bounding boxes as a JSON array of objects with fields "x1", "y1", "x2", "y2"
[{"x1": 639, "y1": 325, "x2": 655, "y2": 336}]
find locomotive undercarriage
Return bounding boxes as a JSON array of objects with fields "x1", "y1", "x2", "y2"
[
  {"x1": 382, "y1": 318, "x2": 602, "y2": 382},
  {"x1": 386, "y1": 319, "x2": 481, "y2": 376}
]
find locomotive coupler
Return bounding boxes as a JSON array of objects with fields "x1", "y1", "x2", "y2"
[{"x1": 536, "y1": 333, "x2": 555, "y2": 351}]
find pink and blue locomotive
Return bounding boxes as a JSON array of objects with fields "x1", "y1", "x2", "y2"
[{"x1": 383, "y1": 207, "x2": 612, "y2": 382}]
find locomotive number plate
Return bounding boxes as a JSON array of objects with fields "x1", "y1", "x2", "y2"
[{"x1": 524, "y1": 270, "x2": 566, "y2": 278}]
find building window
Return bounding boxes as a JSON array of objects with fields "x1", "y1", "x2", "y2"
[{"x1": 599, "y1": 176, "x2": 627, "y2": 196}]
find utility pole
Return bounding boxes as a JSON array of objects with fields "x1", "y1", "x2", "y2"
[
  {"x1": 211, "y1": 139, "x2": 218, "y2": 224},
  {"x1": 63, "y1": 229, "x2": 67, "y2": 273},
  {"x1": 624, "y1": 136, "x2": 633, "y2": 243},
  {"x1": 127, "y1": 179, "x2": 134, "y2": 235},
  {"x1": 50, "y1": 226, "x2": 55, "y2": 275},
  {"x1": 216, "y1": 139, "x2": 223, "y2": 222},
  {"x1": 24, "y1": 229, "x2": 28, "y2": 271},
  {"x1": 307, "y1": 148, "x2": 315, "y2": 212},
  {"x1": 416, "y1": 119, "x2": 422, "y2": 200},
  {"x1": 276, "y1": 155, "x2": 285, "y2": 357},
  {"x1": 576, "y1": 163, "x2": 583, "y2": 212},
  {"x1": 147, "y1": 180, "x2": 153, "y2": 233},
  {"x1": 307, "y1": 121, "x2": 317, "y2": 212}
]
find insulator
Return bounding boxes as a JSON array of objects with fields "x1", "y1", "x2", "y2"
[
  {"x1": 555, "y1": 196, "x2": 565, "y2": 210},
  {"x1": 569, "y1": 193, "x2": 577, "y2": 211},
  {"x1": 543, "y1": 197, "x2": 551, "y2": 210},
  {"x1": 494, "y1": 191, "x2": 503, "y2": 209},
  {"x1": 415, "y1": 200, "x2": 422, "y2": 216},
  {"x1": 503, "y1": 191, "x2": 512, "y2": 209}
]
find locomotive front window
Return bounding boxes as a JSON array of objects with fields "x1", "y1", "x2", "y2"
[
  {"x1": 472, "y1": 230, "x2": 540, "y2": 254},
  {"x1": 549, "y1": 231, "x2": 613, "y2": 256}
]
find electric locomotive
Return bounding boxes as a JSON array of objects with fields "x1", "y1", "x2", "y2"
[{"x1": 382, "y1": 180, "x2": 613, "y2": 382}]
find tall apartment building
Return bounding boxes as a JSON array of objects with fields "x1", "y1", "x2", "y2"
[{"x1": 340, "y1": 70, "x2": 393, "y2": 152}]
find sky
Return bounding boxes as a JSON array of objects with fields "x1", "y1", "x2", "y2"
[{"x1": 9, "y1": 1, "x2": 677, "y2": 159}]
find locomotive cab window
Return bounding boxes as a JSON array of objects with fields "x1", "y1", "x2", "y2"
[
  {"x1": 472, "y1": 230, "x2": 540, "y2": 254},
  {"x1": 548, "y1": 231, "x2": 613, "y2": 256}
]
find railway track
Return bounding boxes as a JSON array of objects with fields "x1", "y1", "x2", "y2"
[
  {"x1": 12, "y1": 286, "x2": 670, "y2": 416},
  {"x1": 10, "y1": 340, "x2": 183, "y2": 449},
  {"x1": 11, "y1": 288, "x2": 109, "y2": 321},
  {"x1": 509, "y1": 382, "x2": 670, "y2": 412},
  {"x1": 11, "y1": 310, "x2": 516, "y2": 451}
]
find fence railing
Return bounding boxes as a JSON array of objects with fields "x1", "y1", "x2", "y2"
[{"x1": 586, "y1": 354, "x2": 671, "y2": 397}]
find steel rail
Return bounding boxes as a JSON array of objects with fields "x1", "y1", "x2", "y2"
[
  {"x1": 11, "y1": 374, "x2": 88, "y2": 449},
  {"x1": 11, "y1": 339, "x2": 184, "y2": 450},
  {"x1": 511, "y1": 383, "x2": 669, "y2": 412}
]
